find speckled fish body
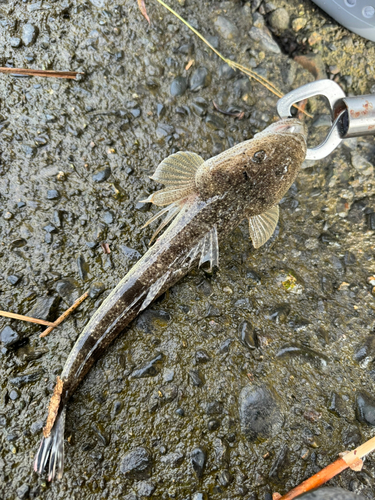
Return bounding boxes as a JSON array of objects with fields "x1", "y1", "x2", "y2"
[{"x1": 34, "y1": 118, "x2": 307, "y2": 481}]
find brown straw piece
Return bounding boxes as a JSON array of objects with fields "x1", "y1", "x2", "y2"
[
  {"x1": 40, "y1": 291, "x2": 89, "y2": 338},
  {"x1": 0, "y1": 310, "x2": 55, "y2": 327},
  {"x1": 0, "y1": 67, "x2": 83, "y2": 79}
]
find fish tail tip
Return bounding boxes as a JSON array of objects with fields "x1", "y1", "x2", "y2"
[{"x1": 33, "y1": 407, "x2": 66, "y2": 481}]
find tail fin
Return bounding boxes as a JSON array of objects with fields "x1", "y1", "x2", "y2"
[{"x1": 34, "y1": 407, "x2": 66, "y2": 481}]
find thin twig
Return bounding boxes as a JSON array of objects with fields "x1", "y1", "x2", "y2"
[
  {"x1": 278, "y1": 436, "x2": 375, "y2": 500},
  {"x1": 0, "y1": 68, "x2": 84, "y2": 79},
  {"x1": 40, "y1": 291, "x2": 89, "y2": 338},
  {"x1": 153, "y1": 0, "x2": 312, "y2": 119},
  {"x1": 0, "y1": 310, "x2": 55, "y2": 327}
]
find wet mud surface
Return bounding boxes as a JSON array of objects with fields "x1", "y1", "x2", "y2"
[{"x1": 0, "y1": 0, "x2": 375, "y2": 499}]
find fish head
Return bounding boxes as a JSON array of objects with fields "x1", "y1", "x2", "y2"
[{"x1": 195, "y1": 118, "x2": 307, "y2": 212}]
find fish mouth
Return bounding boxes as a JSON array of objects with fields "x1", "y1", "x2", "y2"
[{"x1": 267, "y1": 118, "x2": 307, "y2": 138}]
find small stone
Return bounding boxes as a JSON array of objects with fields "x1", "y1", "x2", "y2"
[
  {"x1": 43, "y1": 224, "x2": 57, "y2": 233},
  {"x1": 189, "y1": 67, "x2": 210, "y2": 91},
  {"x1": 195, "y1": 350, "x2": 211, "y2": 363},
  {"x1": 163, "y1": 368, "x2": 174, "y2": 382},
  {"x1": 130, "y1": 353, "x2": 164, "y2": 379},
  {"x1": 205, "y1": 113, "x2": 226, "y2": 130},
  {"x1": 10, "y1": 370, "x2": 43, "y2": 387},
  {"x1": 89, "y1": 282, "x2": 105, "y2": 299},
  {"x1": 219, "y1": 339, "x2": 232, "y2": 353},
  {"x1": 214, "y1": 16, "x2": 239, "y2": 40},
  {"x1": 7, "y1": 275, "x2": 21, "y2": 286},
  {"x1": 93, "y1": 167, "x2": 111, "y2": 183},
  {"x1": 30, "y1": 421, "x2": 44, "y2": 435},
  {"x1": 16, "y1": 484, "x2": 30, "y2": 499},
  {"x1": 27, "y1": 296, "x2": 60, "y2": 322},
  {"x1": 136, "y1": 310, "x2": 170, "y2": 334},
  {"x1": 189, "y1": 369, "x2": 204, "y2": 387},
  {"x1": 218, "y1": 469, "x2": 233, "y2": 487},
  {"x1": 10, "y1": 37, "x2": 22, "y2": 48},
  {"x1": 276, "y1": 344, "x2": 329, "y2": 370},
  {"x1": 175, "y1": 408, "x2": 185, "y2": 417},
  {"x1": 233, "y1": 77, "x2": 252, "y2": 98},
  {"x1": 22, "y1": 24, "x2": 38, "y2": 46},
  {"x1": 103, "y1": 211, "x2": 114, "y2": 224},
  {"x1": 121, "y1": 245, "x2": 142, "y2": 260},
  {"x1": 3, "y1": 212, "x2": 14, "y2": 220},
  {"x1": 137, "y1": 481, "x2": 155, "y2": 497},
  {"x1": 269, "y1": 8, "x2": 290, "y2": 31},
  {"x1": 249, "y1": 26, "x2": 281, "y2": 53},
  {"x1": 356, "y1": 391, "x2": 375, "y2": 426},
  {"x1": 160, "y1": 451, "x2": 184, "y2": 467},
  {"x1": 156, "y1": 104, "x2": 165, "y2": 118},
  {"x1": 292, "y1": 17, "x2": 307, "y2": 31},
  {"x1": 170, "y1": 76, "x2": 187, "y2": 97},
  {"x1": 238, "y1": 320, "x2": 258, "y2": 350},
  {"x1": 1, "y1": 326, "x2": 21, "y2": 347},
  {"x1": 239, "y1": 384, "x2": 283, "y2": 441},
  {"x1": 56, "y1": 278, "x2": 81, "y2": 306},
  {"x1": 219, "y1": 63, "x2": 236, "y2": 80},
  {"x1": 77, "y1": 255, "x2": 89, "y2": 281},
  {"x1": 351, "y1": 153, "x2": 374, "y2": 177},
  {"x1": 47, "y1": 189, "x2": 60, "y2": 200},
  {"x1": 207, "y1": 419, "x2": 220, "y2": 431},
  {"x1": 191, "y1": 447, "x2": 206, "y2": 479},
  {"x1": 120, "y1": 447, "x2": 153, "y2": 480},
  {"x1": 9, "y1": 389, "x2": 20, "y2": 400}
]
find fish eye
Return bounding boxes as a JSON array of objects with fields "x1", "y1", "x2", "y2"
[{"x1": 251, "y1": 150, "x2": 266, "y2": 164}]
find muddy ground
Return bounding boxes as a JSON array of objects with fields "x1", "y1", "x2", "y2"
[{"x1": 0, "y1": 0, "x2": 375, "y2": 499}]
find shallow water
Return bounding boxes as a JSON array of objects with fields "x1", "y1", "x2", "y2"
[{"x1": 0, "y1": 0, "x2": 375, "y2": 498}]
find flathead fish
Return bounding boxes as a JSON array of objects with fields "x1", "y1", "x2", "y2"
[{"x1": 34, "y1": 118, "x2": 306, "y2": 480}]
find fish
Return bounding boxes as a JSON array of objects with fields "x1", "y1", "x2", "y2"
[{"x1": 33, "y1": 118, "x2": 307, "y2": 481}]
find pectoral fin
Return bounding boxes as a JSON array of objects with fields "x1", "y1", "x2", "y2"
[
  {"x1": 186, "y1": 224, "x2": 219, "y2": 273},
  {"x1": 141, "y1": 151, "x2": 204, "y2": 206},
  {"x1": 248, "y1": 205, "x2": 279, "y2": 248}
]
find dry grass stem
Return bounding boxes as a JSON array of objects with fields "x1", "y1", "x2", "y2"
[
  {"x1": 0, "y1": 67, "x2": 83, "y2": 79},
  {"x1": 0, "y1": 310, "x2": 55, "y2": 327},
  {"x1": 40, "y1": 291, "x2": 89, "y2": 338}
]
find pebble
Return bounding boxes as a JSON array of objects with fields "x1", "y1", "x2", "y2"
[
  {"x1": 121, "y1": 245, "x2": 142, "y2": 260},
  {"x1": 16, "y1": 484, "x2": 30, "y2": 499},
  {"x1": 30, "y1": 421, "x2": 44, "y2": 435},
  {"x1": 103, "y1": 211, "x2": 114, "y2": 224},
  {"x1": 137, "y1": 481, "x2": 155, "y2": 497},
  {"x1": 10, "y1": 370, "x2": 43, "y2": 387},
  {"x1": 276, "y1": 344, "x2": 329, "y2": 370},
  {"x1": 93, "y1": 167, "x2": 111, "y2": 183},
  {"x1": 213, "y1": 438, "x2": 229, "y2": 466},
  {"x1": 189, "y1": 369, "x2": 204, "y2": 387},
  {"x1": 219, "y1": 339, "x2": 232, "y2": 353},
  {"x1": 239, "y1": 384, "x2": 283, "y2": 441},
  {"x1": 219, "y1": 63, "x2": 236, "y2": 80},
  {"x1": 328, "y1": 392, "x2": 351, "y2": 419},
  {"x1": 238, "y1": 320, "x2": 258, "y2": 350},
  {"x1": 189, "y1": 67, "x2": 210, "y2": 92},
  {"x1": 1, "y1": 326, "x2": 21, "y2": 347},
  {"x1": 22, "y1": 23, "x2": 38, "y2": 46},
  {"x1": 233, "y1": 77, "x2": 252, "y2": 98},
  {"x1": 160, "y1": 451, "x2": 184, "y2": 468},
  {"x1": 207, "y1": 419, "x2": 220, "y2": 431},
  {"x1": 218, "y1": 469, "x2": 233, "y2": 487},
  {"x1": 9, "y1": 389, "x2": 20, "y2": 400},
  {"x1": 7, "y1": 275, "x2": 21, "y2": 286},
  {"x1": 77, "y1": 255, "x2": 89, "y2": 281},
  {"x1": 10, "y1": 37, "x2": 21, "y2": 48},
  {"x1": 351, "y1": 153, "x2": 374, "y2": 177},
  {"x1": 356, "y1": 391, "x2": 375, "y2": 426},
  {"x1": 206, "y1": 401, "x2": 223, "y2": 415},
  {"x1": 56, "y1": 278, "x2": 81, "y2": 306},
  {"x1": 190, "y1": 447, "x2": 206, "y2": 479},
  {"x1": 267, "y1": 303, "x2": 291, "y2": 323},
  {"x1": 47, "y1": 189, "x2": 60, "y2": 200},
  {"x1": 195, "y1": 350, "x2": 211, "y2": 363},
  {"x1": 120, "y1": 447, "x2": 153, "y2": 479},
  {"x1": 27, "y1": 295, "x2": 60, "y2": 322},
  {"x1": 205, "y1": 113, "x2": 226, "y2": 130},
  {"x1": 130, "y1": 353, "x2": 164, "y2": 378},
  {"x1": 163, "y1": 368, "x2": 174, "y2": 382},
  {"x1": 170, "y1": 76, "x2": 187, "y2": 97},
  {"x1": 89, "y1": 282, "x2": 105, "y2": 299},
  {"x1": 292, "y1": 17, "x2": 307, "y2": 32},
  {"x1": 249, "y1": 26, "x2": 281, "y2": 54},
  {"x1": 353, "y1": 335, "x2": 375, "y2": 367},
  {"x1": 214, "y1": 16, "x2": 239, "y2": 40},
  {"x1": 368, "y1": 213, "x2": 375, "y2": 230},
  {"x1": 297, "y1": 487, "x2": 366, "y2": 500},
  {"x1": 268, "y1": 8, "x2": 290, "y2": 31}
]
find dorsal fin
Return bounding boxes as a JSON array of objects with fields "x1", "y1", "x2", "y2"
[
  {"x1": 248, "y1": 205, "x2": 279, "y2": 248},
  {"x1": 141, "y1": 151, "x2": 204, "y2": 206}
]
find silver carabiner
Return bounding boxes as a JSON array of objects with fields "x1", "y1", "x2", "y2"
[{"x1": 277, "y1": 80, "x2": 375, "y2": 160}]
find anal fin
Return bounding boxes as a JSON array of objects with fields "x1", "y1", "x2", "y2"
[{"x1": 248, "y1": 205, "x2": 279, "y2": 249}]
